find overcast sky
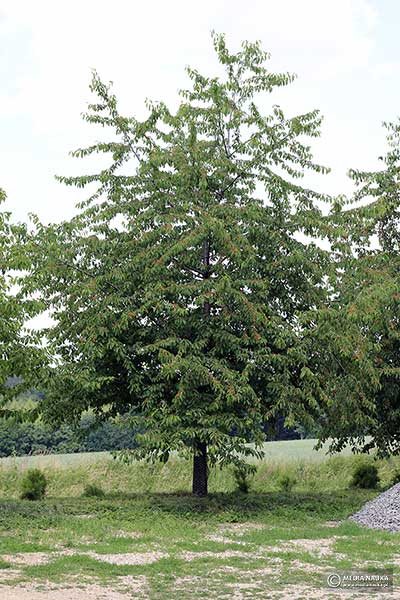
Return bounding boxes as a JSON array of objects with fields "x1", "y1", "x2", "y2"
[{"x1": 1, "y1": 0, "x2": 399, "y2": 224}]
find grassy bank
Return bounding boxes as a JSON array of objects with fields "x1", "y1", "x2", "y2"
[{"x1": 1, "y1": 450, "x2": 400, "y2": 499}]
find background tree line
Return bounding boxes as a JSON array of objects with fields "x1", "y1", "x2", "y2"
[{"x1": 0, "y1": 412, "x2": 137, "y2": 457}]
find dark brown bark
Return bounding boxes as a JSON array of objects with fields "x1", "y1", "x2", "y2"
[
  {"x1": 191, "y1": 239, "x2": 211, "y2": 497},
  {"x1": 192, "y1": 441, "x2": 208, "y2": 496}
]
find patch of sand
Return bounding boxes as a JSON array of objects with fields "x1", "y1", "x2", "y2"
[
  {"x1": 0, "y1": 585, "x2": 141, "y2": 600},
  {"x1": 288, "y1": 537, "x2": 336, "y2": 556},
  {"x1": 2, "y1": 553, "x2": 52, "y2": 566},
  {"x1": 2, "y1": 550, "x2": 77, "y2": 566},
  {"x1": 179, "y1": 549, "x2": 262, "y2": 561},
  {"x1": 112, "y1": 530, "x2": 142, "y2": 539},
  {"x1": 215, "y1": 564, "x2": 278, "y2": 576},
  {"x1": 0, "y1": 569, "x2": 22, "y2": 581},
  {"x1": 289, "y1": 560, "x2": 331, "y2": 574},
  {"x1": 324, "y1": 521, "x2": 341, "y2": 528},
  {"x1": 87, "y1": 551, "x2": 166, "y2": 565},
  {"x1": 265, "y1": 584, "x2": 399, "y2": 599},
  {"x1": 266, "y1": 537, "x2": 347, "y2": 559},
  {"x1": 174, "y1": 575, "x2": 203, "y2": 585},
  {"x1": 0, "y1": 577, "x2": 149, "y2": 599},
  {"x1": 218, "y1": 522, "x2": 265, "y2": 535},
  {"x1": 2, "y1": 549, "x2": 165, "y2": 568},
  {"x1": 206, "y1": 534, "x2": 248, "y2": 545}
]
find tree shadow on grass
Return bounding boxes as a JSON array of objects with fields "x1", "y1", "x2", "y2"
[
  {"x1": 108, "y1": 489, "x2": 375, "y2": 522},
  {"x1": 0, "y1": 489, "x2": 375, "y2": 526}
]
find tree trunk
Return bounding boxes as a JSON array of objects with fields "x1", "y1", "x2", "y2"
[
  {"x1": 192, "y1": 441, "x2": 208, "y2": 496},
  {"x1": 191, "y1": 239, "x2": 211, "y2": 497}
]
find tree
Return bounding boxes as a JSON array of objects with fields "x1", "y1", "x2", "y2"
[
  {"x1": 315, "y1": 120, "x2": 400, "y2": 457},
  {"x1": 24, "y1": 35, "x2": 330, "y2": 495},
  {"x1": 0, "y1": 188, "x2": 42, "y2": 411}
]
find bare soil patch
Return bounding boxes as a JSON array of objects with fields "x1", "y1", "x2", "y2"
[
  {"x1": 87, "y1": 551, "x2": 166, "y2": 565},
  {"x1": 0, "y1": 579, "x2": 148, "y2": 600},
  {"x1": 180, "y1": 549, "x2": 261, "y2": 561},
  {"x1": 0, "y1": 568, "x2": 22, "y2": 581},
  {"x1": 266, "y1": 536, "x2": 347, "y2": 559},
  {"x1": 2, "y1": 553, "x2": 53, "y2": 566},
  {"x1": 218, "y1": 522, "x2": 265, "y2": 535}
]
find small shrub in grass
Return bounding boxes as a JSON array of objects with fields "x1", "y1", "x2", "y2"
[
  {"x1": 277, "y1": 473, "x2": 297, "y2": 493},
  {"x1": 350, "y1": 463, "x2": 380, "y2": 489},
  {"x1": 20, "y1": 469, "x2": 47, "y2": 500},
  {"x1": 82, "y1": 483, "x2": 106, "y2": 498},
  {"x1": 389, "y1": 469, "x2": 400, "y2": 487},
  {"x1": 232, "y1": 465, "x2": 256, "y2": 494}
]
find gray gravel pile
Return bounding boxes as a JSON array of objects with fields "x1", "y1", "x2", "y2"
[{"x1": 350, "y1": 483, "x2": 400, "y2": 532}]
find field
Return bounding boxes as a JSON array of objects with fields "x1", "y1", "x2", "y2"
[
  {"x1": 0, "y1": 440, "x2": 400, "y2": 599},
  {"x1": 0, "y1": 439, "x2": 356, "y2": 470}
]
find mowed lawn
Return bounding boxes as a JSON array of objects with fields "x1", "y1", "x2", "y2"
[{"x1": 0, "y1": 441, "x2": 399, "y2": 599}]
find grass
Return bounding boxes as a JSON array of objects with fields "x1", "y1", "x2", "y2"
[
  {"x1": 0, "y1": 438, "x2": 357, "y2": 470},
  {"x1": 1, "y1": 446, "x2": 399, "y2": 498},
  {"x1": 0, "y1": 447, "x2": 399, "y2": 598}
]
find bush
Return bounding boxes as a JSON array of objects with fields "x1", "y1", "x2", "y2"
[
  {"x1": 351, "y1": 463, "x2": 380, "y2": 489},
  {"x1": 232, "y1": 465, "x2": 255, "y2": 494},
  {"x1": 82, "y1": 483, "x2": 106, "y2": 498},
  {"x1": 20, "y1": 469, "x2": 47, "y2": 500},
  {"x1": 277, "y1": 473, "x2": 297, "y2": 493},
  {"x1": 389, "y1": 469, "x2": 400, "y2": 487}
]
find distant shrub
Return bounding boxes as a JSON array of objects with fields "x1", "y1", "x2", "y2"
[
  {"x1": 277, "y1": 473, "x2": 297, "y2": 493},
  {"x1": 233, "y1": 465, "x2": 255, "y2": 494},
  {"x1": 351, "y1": 463, "x2": 379, "y2": 489},
  {"x1": 82, "y1": 483, "x2": 105, "y2": 498},
  {"x1": 389, "y1": 469, "x2": 400, "y2": 487},
  {"x1": 20, "y1": 468, "x2": 47, "y2": 500}
]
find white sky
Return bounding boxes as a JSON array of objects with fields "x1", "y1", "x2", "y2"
[{"x1": 1, "y1": 0, "x2": 399, "y2": 224}]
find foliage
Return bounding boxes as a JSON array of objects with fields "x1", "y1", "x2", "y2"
[
  {"x1": 389, "y1": 469, "x2": 400, "y2": 487},
  {"x1": 20, "y1": 468, "x2": 47, "y2": 500},
  {"x1": 0, "y1": 413, "x2": 137, "y2": 457},
  {"x1": 0, "y1": 189, "x2": 43, "y2": 411},
  {"x1": 232, "y1": 464, "x2": 256, "y2": 494},
  {"x1": 82, "y1": 483, "x2": 105, "y2": 498},
  {"x1": 314, "y1": 120, "x2": 400, "y2": 457},
  {"x1": 21, "y1": 34, "x2": 331, "y2": 495},
  {"x1": 350, "y1": 463, "x2": 380, "y2": 490},
  {"x1": 277, "y1": 473, "x2": 297, "y2": 492}
]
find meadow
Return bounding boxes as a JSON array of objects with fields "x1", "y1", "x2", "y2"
[{"x1": 0, "y1": 440, "x2": 399, "y2": 599}]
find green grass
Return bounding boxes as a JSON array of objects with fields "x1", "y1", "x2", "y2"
[
  {"x1": 0, "y1": 448, "x2": 399, "y2": 598},
  {"x1": 0, "y1": 438, "x2": 357, "y2": 470},
  {"x1": 1, "y1": 446, "x2": 399, "y2": 498},
  {"x1": 0, "y1": 491, "x2": 398, "y2": 598}
]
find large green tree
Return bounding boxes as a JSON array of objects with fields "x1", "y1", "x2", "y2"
[
  {"x1": 24, "y1": 35, "x2": 330, "y2": 495},
  {"x1": 0, "y1": 188, "x2": 42, "y2": 410},
  {"x1": 315, "y1": 121, "x2": 400, "y2": 456}
]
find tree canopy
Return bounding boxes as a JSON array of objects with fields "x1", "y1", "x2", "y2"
[
  {"x1": 0, "y1": 188, "x2": 42, "y2": 410},
  {"x1": 22, "y1": 34, "x2": 332, "y2": 494},
  {"x1": 314, "y1": 121, "x2": 400, "y2": 457}
]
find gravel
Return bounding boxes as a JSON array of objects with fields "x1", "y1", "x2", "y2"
[{"x1": 350, "y1": 483, "x2": 400, "y2": 532}]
